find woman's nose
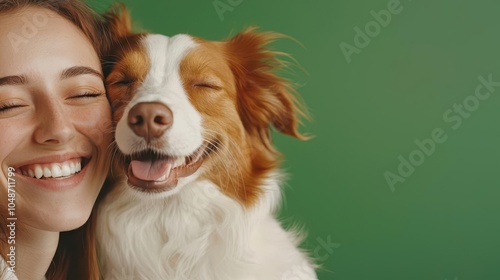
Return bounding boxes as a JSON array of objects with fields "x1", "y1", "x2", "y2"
[{"x1": 33, "y1": 101, "x2": 76, "y2": 145}]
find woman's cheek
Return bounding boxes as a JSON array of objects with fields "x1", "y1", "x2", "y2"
[
  {"x1": 70, "y1": 101, "x2": 112, "y2": 154},
  {"x1": 0, "y1": 120, "x2": 30, "y2": 162}
]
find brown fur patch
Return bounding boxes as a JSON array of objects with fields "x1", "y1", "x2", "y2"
[
  {"x1": 179, "y1": 29, "x2": 306, "y2": 206},
  {"x1": 105, "y1": 34, "x2": 150, "y2": 122},
  {"x1": 180, "y1": 40, "x2": 260, "y2": 206}
]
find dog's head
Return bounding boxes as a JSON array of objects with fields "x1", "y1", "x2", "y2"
[{"x1": 103, "y1": 9, "x2": 307, "y2": 205}]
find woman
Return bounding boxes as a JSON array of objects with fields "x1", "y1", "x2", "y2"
[{"x1": 0, "y1": 0, "x2": 113, "y2": 279}]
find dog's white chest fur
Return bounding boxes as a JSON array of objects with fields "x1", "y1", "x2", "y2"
[{"x1": 97, "y1": 175, "x2": 316, "y2": 280}]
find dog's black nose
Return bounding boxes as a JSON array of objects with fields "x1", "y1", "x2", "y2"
[{"x1": 127, "y1": 102, "x2": 173, "y2": 141}]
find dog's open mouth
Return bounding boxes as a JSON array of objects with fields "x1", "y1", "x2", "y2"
[{"x1": 125, "y1": 142, "x2": 215, "y2": 192}]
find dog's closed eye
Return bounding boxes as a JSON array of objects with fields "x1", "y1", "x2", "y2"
[
  {"x1": 114, "y1": 80, "x2": 135, "y2": 86},
  {"x1": 109, "y1": 78, "x2": 135, "y2": 87},
  {"x1": 193, "y1": 81, "x2": 222, "y2": 91},
  {"x1": 106, "y1": 70, "x2": 137, "y2": 87}
]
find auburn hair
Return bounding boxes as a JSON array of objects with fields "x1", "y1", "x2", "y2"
[{"x1": 0, "y1": 1, "x2": 114, "y2": 279}]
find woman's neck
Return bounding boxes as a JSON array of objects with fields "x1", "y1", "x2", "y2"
[{"x1": 6, "y1": 222, "x2": 58, "y2": 280}]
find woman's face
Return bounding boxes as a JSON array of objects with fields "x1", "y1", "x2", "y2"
[{"x1": 0, "y1": 7, "x2": 112, "y2": 232}]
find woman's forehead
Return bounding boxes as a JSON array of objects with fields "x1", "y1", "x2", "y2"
[{"x1": 0, "y1": 8, "x2": 100, "y2": 78}]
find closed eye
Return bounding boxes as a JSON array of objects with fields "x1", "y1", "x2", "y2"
[
  {"x1": 106, "y1": 72, "x2": 135, "y2": 87},
  {"x1": 69, "y1": 91, "x2": 104, "y2": 99},
  {"x1": 113, "y1": 80, "x2": 134, "y2": 86},
  {"x1": 193, "y1": 82, "x2": 222, "y2": 90},
  {"x1": 0, "y1": 102, "x2": 26, "y2": 112}
]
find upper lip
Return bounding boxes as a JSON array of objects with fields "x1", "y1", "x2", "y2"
[{"x1": 13, "y1": 152, "x2": 91, "y2": 169}]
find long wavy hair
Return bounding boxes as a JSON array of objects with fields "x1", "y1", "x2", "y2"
[{"x1": 0, "y1": 1, "x2": 113, "y2": 279}]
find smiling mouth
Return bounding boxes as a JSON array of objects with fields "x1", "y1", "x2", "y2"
[
  {"x1": 125, "y1": 142, "x2": 217, "y2": 192},
  {"x1": 18, "y1": 158, "x2": 90, "y2": 180}
]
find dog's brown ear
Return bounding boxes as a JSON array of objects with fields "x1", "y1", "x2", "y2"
[
  {"x1": 100, "y1": 3, "x2": 132, "y2": 54},
  {"x1": 225, "y1": 27, "x2": 309, "y2": 149},
  {"x1": 99, "y1": 3, "x2": 133, "y2": 77}
]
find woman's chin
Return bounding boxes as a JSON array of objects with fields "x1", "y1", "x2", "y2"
[
  {"x1": 20, "y1": 203, "x2": 94, "y2": 233},
  {"x1": 58, "y1": 212, "x2": 92, "y2": 232}
]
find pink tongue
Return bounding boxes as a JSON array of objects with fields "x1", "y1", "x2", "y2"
[{"x1": 130, "y1": 160, "x2": 172, "y2": 181}]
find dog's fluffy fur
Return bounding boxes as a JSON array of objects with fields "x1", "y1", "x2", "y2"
[{"x1": 97, "y1": 8, "x2": 317, "y2": 280}]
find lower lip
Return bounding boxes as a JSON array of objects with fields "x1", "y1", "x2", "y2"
[{"x1": 16, "y1": 160, "x2": 90, "y2": 191}]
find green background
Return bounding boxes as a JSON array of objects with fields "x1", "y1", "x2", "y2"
[{"x1": 89, "y1": 0, "x2": 500, "y2": 279}]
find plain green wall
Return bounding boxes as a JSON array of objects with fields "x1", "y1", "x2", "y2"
[{"x1": 89, "y1": 0, "x2": 500, "y2": 279}]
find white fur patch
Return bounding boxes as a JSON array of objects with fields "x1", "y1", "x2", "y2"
[{"x1": 97, "y1": 173, "x2": 316, "y2": 280}]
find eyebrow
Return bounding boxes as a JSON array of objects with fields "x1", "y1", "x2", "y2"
[
  {"x1": 0, "y1": 66, "x2": 103, "y2": 87},
  {"x1": 60, "y1": 66, "x2": 103, "y2": 80},
  {"x1": 0, "y1": 75, "x2": 28, "y2": 86}
]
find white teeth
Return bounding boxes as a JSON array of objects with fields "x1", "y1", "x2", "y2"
[
  {"x1": 174, "y1": 157, "x2": 186, "y2": 168},
  {"x1": 35, "y1": 165, "x2": 43, "y2": 179},
  {"x1": 22, "y1": 159, "x2": 84, "y2": 179},
  {"x1": 70, "y1": 162, "x2": 76, "y2": 174},
  {"x1": 158, "y1": 173, "x2": 168, "y2": 181},
  {"x1": 51, "y1": 165, "x2": 62, "y2": 177},
  {"x1": 43, "y1": 167, "x2": 52, "y2": 178},
  {"x1": 165, "y1": 166, "x2": 172, "y2": 179},
  {"x1": 61, "y1": 164, "x2": 71, "y2": 177}
]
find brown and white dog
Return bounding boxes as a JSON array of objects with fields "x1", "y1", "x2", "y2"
[{"x1": 97, "y1": 8, "x2": 317, "y2": 280}]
